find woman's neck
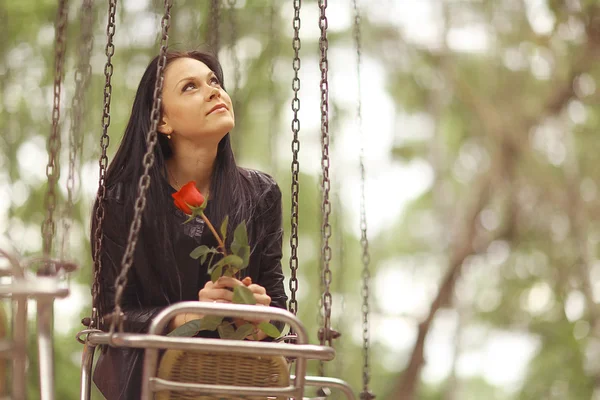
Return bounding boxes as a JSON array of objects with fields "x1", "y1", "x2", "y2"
[{"x1": 166, "y1": 144, "x2": 217, "y2": 196}]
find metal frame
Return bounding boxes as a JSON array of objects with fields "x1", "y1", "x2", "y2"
[
  {"x1": 81, "y1": 302, "x2": 356, "y2": 399},
  {"x1": 0, "y1": 251, "x2": 70, "y2": 400}
]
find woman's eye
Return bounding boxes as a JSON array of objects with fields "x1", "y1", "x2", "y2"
[
  {"x1": 183, "y1": 82, "x2": 196, "y2": 91},
  {"x1": 210, "y1": 77, "x2": 220, "y2": 86}
]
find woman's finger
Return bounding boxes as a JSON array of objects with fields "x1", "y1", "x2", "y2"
[
  {"x1": 247, "y1": 284, "x2": 266, "y2": 295},
  {"x1": 214, "y1": 276, "x2": 243, "y2": 289},
  {"x1": 199, "y1": 288, "x2": 234, "y2": 302},
  {"x1": 253, "y1": 293, "x2": 271, "y2": 306}
]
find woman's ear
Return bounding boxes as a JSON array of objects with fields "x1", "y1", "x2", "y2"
[{"x1": 158, "y1": 118, "x2": 172, "y2": 135}]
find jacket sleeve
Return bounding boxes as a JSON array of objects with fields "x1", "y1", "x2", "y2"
[
  {"x1": 92, "y1": 195, "x2": 165, "y2": 333},
  {"x1": 254, "y1": 180, "x2": 289, "y2": 313}
]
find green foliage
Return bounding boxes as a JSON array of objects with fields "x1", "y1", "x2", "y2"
[
  {"x1": 257, "y1": 322, "x2": 280, "y2": 339},
  {"x1": 8, "y1": 0, "x2": 600, "y2": 398},
  {"x1": 232, "y1": 285, "x2": 256, "y2": 306}
]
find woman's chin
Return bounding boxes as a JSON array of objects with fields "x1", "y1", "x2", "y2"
[{"x1": 201, "y1": 123, "x2": 235, "y2": 144}]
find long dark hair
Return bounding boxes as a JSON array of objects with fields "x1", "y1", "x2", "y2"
[{"x1": 94, "y1": 50, "x2": 252, "y2": 313}]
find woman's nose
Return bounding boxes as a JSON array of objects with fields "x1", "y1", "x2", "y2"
[{"x1": 207, "y1": 87, "x2": 220, "y2": 101}]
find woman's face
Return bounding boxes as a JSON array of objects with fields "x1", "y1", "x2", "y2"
[{"x1": 159, "y1": 57, "x2": 234, "y2": 144}]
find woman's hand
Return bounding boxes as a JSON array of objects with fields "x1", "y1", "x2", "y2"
[
  {"x1": 169, "y1": 278, "x2": 272, "y2": 334},
  {"x1": 198, "y1": 278, "x2": 235, "y2": 303},
  {"x1": 201, "y1": 277, "x2": 272, "y2": 334},
  {"x1": 244, "y1": 279, "x2": 272, "y2": 307},
  {"x1": 200, "y1": 277, "x2": 271, "y2": 306},
  {"x1": 167, "y1": 310, "x2": 203, "y2": 332}
]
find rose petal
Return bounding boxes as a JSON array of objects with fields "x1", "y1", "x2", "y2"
[
  {"x1": 178, "y1": 181, "x2": 205, "y2": 208},
  {"x1": 172, "y1": 192, "x2": 192, "y2": 214}
]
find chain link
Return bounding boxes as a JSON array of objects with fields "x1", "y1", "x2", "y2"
[
  {"x1": 62, "y1": 0, "x2": 94, "y2": 260},
  {"x1": 353, "y1": 1, "x2": 375, "y2": 398},
  {"x1": 110, "y1": 0, "x2": 173, "y2": 335},
  {"x1": 42, "y1": 0, "x2": 69, "y2": 262},
  {"x1": 318, "y1": 0, "x2": 333, "y2": 377},
  {"x1": 288, "y1": 0, "x2": 302, "y2": 316},
  {"x1": 209, "y1": 0, "x2": 221, "y2": 56},
  {"x1": 91, "y1": 0, "x2": 118, "y2": 329}
]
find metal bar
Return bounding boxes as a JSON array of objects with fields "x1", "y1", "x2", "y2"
[
  {"x1": 0, "y1": 281, "x2": 69, "y2": 298},
  {"x1": 141, "y1": 302, "x2": 311, "y2": 398},
  {"x1": 37, "y1": 298, "x2": 55, "y2": 400},
  {"x1": 147, "y1": 302, "x2": 309, "y2": 341},
  {"x1": 12, "y1": 296, "x2": 27, "y2": 400},
  {"x1": 0, "y1": 340, "x2": 12, "y2": 355},
  {"x1": 0, "y1": 249, "x2": 24, "y2": 278},
  {"x1": 80, "y1": 343, "x2": 95, "y2": 400},
  {"x1": 150, "y1": 378, "x2": 301, "y2": 397},
  {"x1": 301, "y1": 375, "x2": 358, "y2": 400},
  {"x1": 86, "y1": 332, "x2": 334, "y2": 360}
]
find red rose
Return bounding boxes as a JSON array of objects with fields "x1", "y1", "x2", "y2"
[{"x1": 172, "y1": 181, "x2": 205, "y2": 215}]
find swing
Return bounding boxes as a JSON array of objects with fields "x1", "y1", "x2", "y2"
[
  {"x1": 0, "y1": 0, "x2": 374, "y2": 398},
  {"x1": 74, "y1": 0, "x2": 374, "y2": 398},
  {"x1": 0, "y1": 0, "x2": 85, "y2": 398}
]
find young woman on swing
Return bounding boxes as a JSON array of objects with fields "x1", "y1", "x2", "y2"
[{"x1": 91, "y1": 50, "x2": 288, "y2": 399}]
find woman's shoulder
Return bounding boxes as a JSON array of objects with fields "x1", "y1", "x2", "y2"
[
  {"x1": 237, "y1": 167, "x2": 280, "y2": 194},
  {"x1": 104, "y1": 181, "x2": 125, "y2": 204},
  {"x1": 237, "y1": 168, "x2": 282, "y2": 213}
]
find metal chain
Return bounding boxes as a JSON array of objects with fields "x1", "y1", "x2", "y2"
[
  {"x1": 317, "y1": 185, "x2": 325, "y2": 373},
  {"x1": 62, "y1": 0, "x2": 94, "y2": 261},
  {"x1": 330, "y1": 113, "x2": 346, "y2": 380},
  {"x1": 318, "y1": 0, "x2": 333, "y2": 376},
  {"x1": 268, "y1": 1, "x2": 279, "y2": 172},
  {"x1": 226, "y1": 0, "x2": 241, "y2": 154},
  {"x1": 288, "y1": 0, "x2": 301, "y2": 316},
  {"x1": 42, "y1": 0, "x2": 69, "y2": 263},
  {"x1": 353, "y1": 1, "x2": 375, "y2": 398},
  {"x1": 110, "y1": 0, "x2": 173, "y2": 335},
  {"x1": 227, "y1": 0, "x2": 240, "y2": 89},
  {"x1": 91, "y1": 0, "x2": 118, "y2": 329},
  {"x1": 209, "y1": 0, "x2": 221, "y2": 56}
]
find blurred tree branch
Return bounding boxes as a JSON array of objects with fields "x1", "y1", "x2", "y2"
[{"x1": 389, "y1": 3, "x2": 600, "y2": 398}]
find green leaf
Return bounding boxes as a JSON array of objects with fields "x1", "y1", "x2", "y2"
[
  {"x1": 198, "y1": 315, "x2": 224, "y2": 331},
  {"x1": 167, "y1": 319, "x2": 202, "y2": 337},
  {"x1": 209, "y1": 255, "x2": 243, "y2": 275},
  {"x1": 231, "y1": 240, "x2": 251, "y2": 269},
  {"x1": 190, "y1": 245, "x2": 211, "y2": 260},
  {"x1": 221, "y1": 254, "x2": 243, "y2": 268},
  {"x1": 211, "y1": 264, "x2": 224, "y2": 282},
  {"x1": 234, "y1": 222, "x2": 248, "y2": 244},
  {"x1": 232, "y1": 222, "x2": 249, "y2": 260},
  {"x1": 231, "y1": 323, "x2": 255, "y2": 340},
  {"x1": 231, "y1": 223, "x2": 250, "y2": 269},
  {"x1": 207, "y1": 252, "x2": 217, "y2": 268},
  {"x1": 220, "y1": 215, "x2": 229, "y2": 242},
  {"x1": 190, "y1": 245, "x2": 219, "y2": 264},
  {"x1": 233, "y1": 285, "x2": 257, "y2": 305},
  {"x1": 217, "y1": 323, "x2": 235, "y2": 339},
  {"x1": 258, "y1": 322, "x2": 280, "y2": 338}
]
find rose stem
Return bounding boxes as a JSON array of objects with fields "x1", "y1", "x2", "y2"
[{"x1": 201, "y1": 213, "x2": 228, "y2": 256}]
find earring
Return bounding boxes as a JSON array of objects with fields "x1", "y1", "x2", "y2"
[{"x1": 167, "y1": 134, "x2": 171, "y2": 140}]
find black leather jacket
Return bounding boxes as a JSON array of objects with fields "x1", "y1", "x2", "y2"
[{"x1": 91, "y1": 168, "x2": 288, "y2": 399}]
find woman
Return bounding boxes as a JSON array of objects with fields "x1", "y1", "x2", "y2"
[{"x1": 91, "y1": 50, "x2": 288, "y2": 399}]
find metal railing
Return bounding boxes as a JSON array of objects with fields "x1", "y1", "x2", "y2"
[
  {"x1": 0, "y1": 250, "x2": 72, "y2": 400},
  {"x1": 81, "y1": 301, "x2": 357, "y2": 399}
]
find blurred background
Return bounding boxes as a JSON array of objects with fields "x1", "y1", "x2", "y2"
[{"x1": 2, "y1": 0, "x2": 600, "y2": 399}]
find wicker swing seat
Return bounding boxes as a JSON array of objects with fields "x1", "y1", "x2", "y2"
[{"x1": 156, "y1": 349, "x2": 289, "y2": 400}]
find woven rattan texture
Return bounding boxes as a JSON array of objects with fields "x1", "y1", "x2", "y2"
[{"x1": 156, "y1": 350, "x2": 289, "y2": 400}]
